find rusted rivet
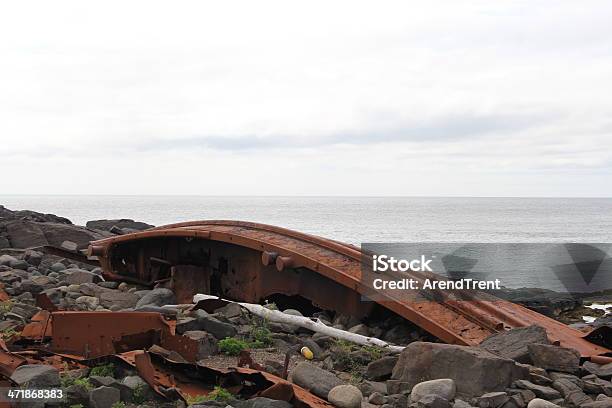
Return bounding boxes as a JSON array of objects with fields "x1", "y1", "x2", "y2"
[
  {"x1": 276, "y1": 256, "x2": 294, "y2": 271},
  {"x1": 261, "y1": 251, "x2": 278, "y2": 266},
  {"x1": 87, "y1": 245, "x2": 105, "y2": 257}
]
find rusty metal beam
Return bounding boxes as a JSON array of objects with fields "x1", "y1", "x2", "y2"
[
  {"x1": 88, "y1": 220, "x2": 610, "y2": 358},
  {"x1": 48, "y1": 311, "x2": 199, "y2": 361}
]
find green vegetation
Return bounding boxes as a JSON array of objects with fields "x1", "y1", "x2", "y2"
[
  {"x1": 111, "y1": 402, "x2": 126, "y2": 408},
  {"x1": 204, "y1": 386, "x2": 233, "y2": 402},
  {"x1": 132, "y1": 383, "x2": 147, "y2": 404},
  {"x1": 185, "y1": 394, "x2": 208, "y2": 405},
  {"x1": 186, "y1": 386, "x2": 233, "y2": 405},
  {"x1": 0, "y1": 327, "x2": 20, "y2": 340},
  {"x1": 89, "y1": 362, "x2": 115, "y2": 377},
  {"x1": 60, "y1": 374, "x2": 94, "y2": 390},
  {"x1": 330, "y1": 339, "x2": 386, "y2": 380},
  {"x1": 74, "y1": 378, "x2": 94, "y2": 390},
  {"x1": 69, "y1": 405, "x2": 84, "y2": 408},
  {"x1": 333, "y1": 339, "x2": 384, "y2": 360},
  {"x1": 362, "y1": 344, "x2": 384, "y2": 360},
  {"x1": 218, "y1": 316, "x2": 274, "y2": 355},
  {"x1": 0, "y1": 300, "x2": 13, "y2": 318},
  {"x1": 218, "y1": 337, "x2": 249, "y2": 355},
  {"x1": 249, "y1": 324, "x2": 273, "y2": 348}
]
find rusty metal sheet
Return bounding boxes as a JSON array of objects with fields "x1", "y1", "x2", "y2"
[
  {"x1": 233, "y1": 367, "x2": 333, "y2": 408},
  {"x1": 89, "y1": 220, "x2": 611, "y2": 358},
  {"x1": 121, "y1": 349, "x2": 332, "y2": 407},
  {"x1": 49, "y1": 311, "x2": 199, "y2": 361},
  {"x1": 0, "y1": 339, "x2": 27, "y2": 378},
  {"x1": 20, "y1": 310, "x2": 52, "y2": 341},
  {"x1": 0, "y1": 287, "x2": 9, "y2": 302}
]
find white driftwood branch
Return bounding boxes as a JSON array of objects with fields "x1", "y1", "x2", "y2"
[{"x1": 193, "y1": 294, "x2": 404, "y2": 353}]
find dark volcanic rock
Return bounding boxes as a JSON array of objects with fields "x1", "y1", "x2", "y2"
[
  {"x1": 89, "y1": 386, "x2": 120, "y2": 408},
  {"x1": 291, "y1": 362, "x2": 344, "y2": 399},
  {"x1": 10, "y1": 365, "x2": 60, "y2": 387},
  {"x1": 0, "y1": 205, "x2": 72, "y2": 224},
  {"x1": 391, "y1": 342, "x2": 529, "y2": 397},
  {"x1": 86, "y1": 219, "x2": 154, "y2": 232},
  {"x1": 234, "y1": 398, "x2": 293, "y2": 408},
  {"x1": 527, "y1": 344, "x2": 580, "y2": 374},
  {"x1": 583, "y1": 361, "x2": 612, "y2": 379},
  {"x1": 2, "y1": 219, "x2": 109, "y2": 249},
  {"x1": 99, "y1": 290, "x2": 139, "y2": 309},
  {"x1": 480, "y1": 326, "x2": 550, "y2": 363},
  {"x1": 514, "y1": 380, "x2": 561, "y2": 400},
  {"x1": 135, "y1": 288, "x2": 176, "y2": 308},
  {"x1": 64, "y1": 268, "x2": 103, "y2": 284},
  {"x1": 366, "y1": 355, "x2": 399, "y2": 380}
]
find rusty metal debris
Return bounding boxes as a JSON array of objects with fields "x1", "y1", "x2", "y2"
[
  {"x1": 87, "y1": 220, "x2": 610, "y2": 358},
  {"x1": 0, "y1": 310, "x2": 331, "y2": 407},
  {"x1": 116, "y1": 343, "x2": 332, "y2": 406}
]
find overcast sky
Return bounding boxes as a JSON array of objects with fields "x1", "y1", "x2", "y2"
[{"x1": 1, "y1": 1, "x2": 611, "y2": 196}]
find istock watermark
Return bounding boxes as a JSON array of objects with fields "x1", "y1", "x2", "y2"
[
  {"x1": 372, "y1": 254, "x2": 433, "y2": 272},
  {"x1": 360, "y1": 242, "x2": 612, "y2": 303}
]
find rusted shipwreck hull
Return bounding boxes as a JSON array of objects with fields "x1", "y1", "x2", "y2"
[{"x1": 88, "y1": 220, "x2": 610, "y2": 358}]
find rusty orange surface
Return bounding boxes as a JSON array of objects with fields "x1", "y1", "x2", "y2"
[
  {"x1": 20, "y1": 310, "x2": 52, "y2": 340},
  {"x1": 89, "y1": 220, "x2": 610, "y2": 357},
  {"x1": 49, "y1": 311, "x2": 199, "y2": 361}
]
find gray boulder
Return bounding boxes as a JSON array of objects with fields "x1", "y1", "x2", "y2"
[
  {"x1": 50, "y1": 262, "x2": 67, "y2": 272},
  {"x1": 527, "y1": 344, "x2": 580, "y2": 374},
  {"x1": 359, "y1": 380, "x2": 387, "y2": 397},
  {"x1": 66, "y1": 384, "x2": 90, "y2": 406},
  {"x1": 416, "y1": 394, "x2": 452, "y2": 408},
  {"x1": 527, "y1": 399, "x2": 560, "y2": 408},
  {"x1": 89, "y1": 386, "x2": 120, "y2": 408},
  {"x1": 581, "y1": 375, "x2": 612, "y2": 396},
  {"x1": 9, "y1": 259, "x2": 29, "y2": 270},
  {"x1": 234, "y1": 398, "x2": 292, "y2": 408},
  {"x1": 550, "y1": 378, "x2": 582, "y2": 397},
  {"x1": 580, "y1": 398, "x2": 612, "y2": 408},
  {"x1": 183, "y1": 330, "x2": 219, "y2": 358},
  {"x1": 176, "y1": 315, "x2": 236, "y2": 340},
  {"x1": 328, "y1": 384, "x2": 363, "y2": 408},
  {"x1": 583, "y1": 361, "x2": 612, "y2": 380},
  {"x1": 10, "y1": 365, "x2": 60, "y2": 387},
  {"x1": 99, "y1": 290, "x2": 139, "y2": 309},
  {"x1": 475, "y1": 392, "x2": 509, "y2": 408},
  {"x1": 4, "y1": 220, "x2": 108, "y2": 249},
  {"x1": 122, "y1": 375, "x2": 154, "y2": 401},
  {"x1": 391, "y1": 342, "x2": 529, "y2": 397},
  {"x1": 64, "y1": 268, "x2": 102, "y2": 284},
  {"x1": 86, "y1": 219, "x2": 154, "y2": 232},
  {"x1": 135, "y1": 288, "x2": 176, "y2": 308},
  {"x1": 76, "y1": 296, "x2": 100, "y2": 310},
  {"x1": 480, "y1": 326, "x2": 550, "y2": 363},
  {"x1": 24, "y1": 250, "x2": 43, "y2": 266},
  {"x1": 410, "y1": 379, "x2": 457, "y2": 403},
  {"x1": 0, "y1": 254, "x2": 18, "y2": 266},
  {"x1": 366, "y1": 355, "x2": 398, "y2": 380},
  {"x1": 514, "y1": 380, "x2": 561, "y2": 400},
  {"x1": 290, "y1": 362, "x2": 343, "y2": 399}
]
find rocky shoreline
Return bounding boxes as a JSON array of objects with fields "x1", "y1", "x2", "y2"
[{"x1": 0, "y1": 205, "x2": 611, "y2": 408}]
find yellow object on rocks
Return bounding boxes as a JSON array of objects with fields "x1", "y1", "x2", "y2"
[{"x1": 300, "y1": 346, "x2": 314, "y2": 360}]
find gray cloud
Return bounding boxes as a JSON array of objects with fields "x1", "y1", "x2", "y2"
[
  {"x1": 1, "y1": 1, "x2": 611, "y2": 196},
  {"x1": 130, "y1": 110, "x2": 561, "y2": 152}
]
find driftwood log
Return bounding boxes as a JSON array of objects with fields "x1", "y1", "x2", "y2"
[{"x1": 192, "y1": 293, "x2": 404, "y2": 353}]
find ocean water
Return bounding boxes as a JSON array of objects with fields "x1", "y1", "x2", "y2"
[{"x1": 2, "y1": 195, "x2": 612, "y2": 245}]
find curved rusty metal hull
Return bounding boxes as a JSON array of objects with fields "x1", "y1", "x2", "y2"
[{"x1": 88, "y1": 220, "x2": 610, "y2": 357}]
